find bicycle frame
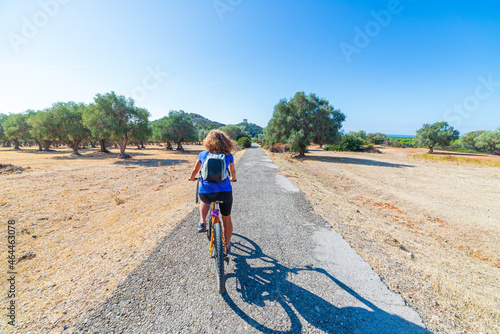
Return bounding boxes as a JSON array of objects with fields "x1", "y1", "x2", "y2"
[{"x1": 209, "y1": 202, "x2": 226, "y2": 258}]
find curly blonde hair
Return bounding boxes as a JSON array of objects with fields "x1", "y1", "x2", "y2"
[{"x1": 203, "y1": 130, "x2": 235, "y2": 155}]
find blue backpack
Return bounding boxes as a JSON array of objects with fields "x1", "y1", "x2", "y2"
[{"x1": 201, "y1": 153, "x2": 228, "y2": 182}]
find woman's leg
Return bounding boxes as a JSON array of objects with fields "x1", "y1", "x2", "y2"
[
  {"x1": 199, "y1": 201, "x2": 210, "y2": 223},
  {"x1": 221, "y1": 215, "x2": 233, "y2": 248}
]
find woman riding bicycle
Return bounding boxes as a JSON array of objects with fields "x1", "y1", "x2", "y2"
[{"x1": 189, "y1": 130, "x2": 236, "y2": 253}]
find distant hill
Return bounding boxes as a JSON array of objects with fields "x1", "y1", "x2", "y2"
[
  {"x1": 188, "y1": 113, "x2": 225, "y2": 130},
  {"x1": 186, "y1": 113, "x2": 263, "y2": 137},
  {"x1": 237, "y1": 122, "x2": 264, "y2": 137}
]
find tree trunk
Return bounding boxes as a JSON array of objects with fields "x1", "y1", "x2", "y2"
[
  {"x1": 140, "y1": 141, "x2": 145, "y2": 149},
  {"x1": 3, "y1": 141, "x2": 10, "y2": 147},
  {"x1": 13, "y1": 139, "x2": 20, "y2": 150},
  {"x1": 294, "y1": 148, "x2": 306, "y2": 158},
  {"x1": 43, "y1": 140, "x2": 52, "y2": 151},
  {"x1": 166, "y1": 142, "x2": 173, "y2": 150},
  {"x1": 99, "y1": 139, "x2": 110, "y2": 153},
  {"x1": 428, "y1": 146, "x2": 434, "y2": 154},
  {"x1": 176, "y1": 142, "x2": 184, "y2": 151},
  {"x1": 35, "y1": 140, "x2": 43, "y2": 151},
  {"x1": 90, "y1": 141, "x2": 96, "y2": 148},
  {"x1": 70, "y1": 140, "x2": 82, "y2": 155},
  {"x1": 118, "y1": 137, "x2": 131, "y2": 159}
]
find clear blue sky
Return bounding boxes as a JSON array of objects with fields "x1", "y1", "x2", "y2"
[{"x1": 1, "y1": 0, "x2": 499, "y2": 135}]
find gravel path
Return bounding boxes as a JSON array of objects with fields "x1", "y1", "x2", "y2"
[{"x1": 75, "y1": 145, "x2": 428, "y2": 333}]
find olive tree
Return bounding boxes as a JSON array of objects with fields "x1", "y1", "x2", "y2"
[
  {"x1": 198, "y1": 129, "x2": 209, "y2": 143},
  {"x1": 475, "y1": 128, "x2": 500, "y2": 154},
  {"x1": 0, "y1": 113, "x2": 9, "y2": 147},
  {"x1": 130, "y1": 116, "x2": 151, "y2": 149},
  {"x1": 460, "y1": 130, "x2": 485, "y2": 151},
  {"x1": 414, "y1": 121, "x2": 459, "y2": 153},
  {"x1": 266, "y1": 92, "x2": 345, "y2": 157},
  {"x1": 312, "y1": 107, "x2": 344, "y2": 148},
  {"x1": 27, "y1": 110, "x2": 51, "y2": 151},
  {"x1": 219, "y1": 124, "x2": 248, "y2": 140},
  {"x1": 152, "y1": 111, "x2": 197, "y2": 151},
  {"x1": 151, "y1": 117, "x2": 173, "y2": 150},
  {"x1": 50, "y1": 102, "x2": 92, "y2": 155},
  {"x1": 83, "y1": 92, "x2": 150, "y2": 158},
  {"x1": 164, "y1": 110, "x2": 197, "y2": 151},
  {"x1": 3, "y1": 112, "x2": 32, "y2": 150}
]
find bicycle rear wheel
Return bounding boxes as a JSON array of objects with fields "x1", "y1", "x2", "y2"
[{"x1": 213, "y1": 222, "x2": 225, "y2": 294}]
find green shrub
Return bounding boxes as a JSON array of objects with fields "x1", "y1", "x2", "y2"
[
  {"x1": 387, "y1": 140, "x2": 405, "y2": 148},
  {"x1": 388, "y1": 137, "x2": 414, "y2": 148},
  {"x1": 324, "y1": 134, "x2": 364, "y2": 152},
  {"x1": 367, "y1": 132, "x2": 388, "y2": 144},
  {"x1": 365, "y1": 143, "x2": 381, "y2": 153},
  {"x1": 237, "y1": 136, "x2": 252, "y2": 148},
  {"x1": 323, "y1": 145, "x2": 335, "y2": 151}
]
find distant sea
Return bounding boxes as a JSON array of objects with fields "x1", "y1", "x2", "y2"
[{"x1": 387, "y1": 134, "x2": 413, "y2": 138}]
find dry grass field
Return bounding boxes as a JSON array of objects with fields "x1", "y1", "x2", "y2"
[
  {"x1": 0, "y1": 144, "x2": 243, "y2": 334},
  {"x1": 267, "y1": 146, "x2": 500, "y2": 334}
]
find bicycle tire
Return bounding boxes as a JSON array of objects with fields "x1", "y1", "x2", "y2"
[
  {"x1": 214, "y1": 222, "x2": 225, "y2": 294},
  {"x1": 195, "y1": 178, "x2": 200, "y2": 204},
  {"x1": 206, "y1": 220, "x2": 212, "y2": 241}
]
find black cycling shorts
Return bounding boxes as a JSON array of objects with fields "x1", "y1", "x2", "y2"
[{"x1": 199, "y1": 191, "x2": 233, "y2": 216}]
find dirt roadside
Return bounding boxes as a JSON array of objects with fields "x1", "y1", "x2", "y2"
[
  {"x1": 74, "y1": 144, "x2": 428, "y2": 334},
  {"x1": 382, "y1": 146, "x2": 500, "y2": 162},
  {"x1": 266, "y1": 146, "x2": 500, "y2": 334},
  {"x1": 0, "y1": 144, "x2": 243, "y2": 334}
]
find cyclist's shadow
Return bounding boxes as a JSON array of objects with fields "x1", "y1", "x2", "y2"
[{"x1": 223, "y1": 234, "x2": 429, "y2": 334}]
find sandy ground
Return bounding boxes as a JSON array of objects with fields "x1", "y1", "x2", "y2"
[
  {"x1": 388, "y1": 147, "x2": 500, "y2": 162},
  {"x1": 0, "y1": 144, "x2": 243, "y2": 334},
  {"x1": 267, "y1": 146, "x2": 499, "y2": 334}
]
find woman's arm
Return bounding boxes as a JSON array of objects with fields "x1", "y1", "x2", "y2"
[
  {"x1": 229, "y1": 162, "x2": 236, "y2": 182},
  {"x1": 189, "y1": 160, "x2": 202, "y2": 181}
]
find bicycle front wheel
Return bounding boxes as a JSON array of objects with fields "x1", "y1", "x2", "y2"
[
  {"x1": 206, "y1": 220, "x2": 212, "y2": 241},
  {"x1": 213, "y1": 222, "x2": 225, "y2": 294}
]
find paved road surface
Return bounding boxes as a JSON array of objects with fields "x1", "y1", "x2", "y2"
[{"x1": 76, "y1": 145, "x2": 428, "y2": 333}]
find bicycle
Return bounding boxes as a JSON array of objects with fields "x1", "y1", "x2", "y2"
[{"x1": 195, "y1": 177, "x2": 229, "y2": 294}]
